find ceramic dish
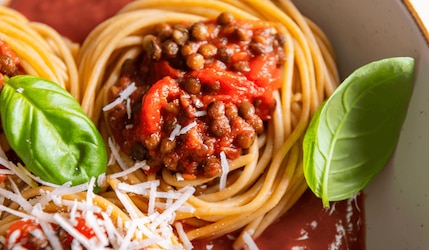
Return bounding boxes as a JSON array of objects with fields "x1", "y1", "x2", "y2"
[
  {"x1": 4, "y1": 0, "x2": 429, "y2": 249},
  {"x1": 295, "y1": 0, "x2": 429, "y2": 249}
]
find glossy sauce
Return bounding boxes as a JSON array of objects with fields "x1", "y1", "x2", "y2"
[{"x1": 9, "y1": 1, "x2": 366, "y2": 249}]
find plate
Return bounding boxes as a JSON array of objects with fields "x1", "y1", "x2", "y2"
[
  {"x1": 7, "y1": 0, "x2": 429, "y2": 249},
  {"x1": 295, "y1": 1, "x2": 429, "y2": 249}
]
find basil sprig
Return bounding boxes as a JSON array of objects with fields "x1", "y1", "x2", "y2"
[
  {"x1": 303, "y1": 57, "x2": 415, "y2": 207},
  {"x1": 0, "y1": 75, "x2": 107, "y2": 187}
]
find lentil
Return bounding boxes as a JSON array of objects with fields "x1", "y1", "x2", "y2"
[
  {"x1": 186, "y1": 53, "x2": 205, "y2": 70},
  {"x1": 106, "y1": 12, "x2": 286, "y2": 178}
]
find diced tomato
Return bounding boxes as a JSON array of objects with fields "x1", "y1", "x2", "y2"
[
  {"x1": 6, "y1": 216, "x2": 101, "y2": 250},
  {"x1": 6, "y1": 219, "x2": 45, "y2": 249},
  {"x1": 136, "y1": 76, "x2": 182, "y2": 138}
]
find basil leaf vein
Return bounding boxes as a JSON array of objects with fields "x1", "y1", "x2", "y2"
[
  {"x1": 303, "y1": 57, "x2": 415, "y2": 207},
  {"x1": 0, "y1": 75, "x2": 107, "y2": 187}
]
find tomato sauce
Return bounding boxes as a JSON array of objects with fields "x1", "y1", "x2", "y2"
[
  {"x1": 8, "y1": 1, "x2": 366, "y2": 249},
  {"x1": 6, "y1": 217, "x2": 99, "y2": 249},
  {"x1": 105, "y1": 15, "x2": 284, "y2": 179}
]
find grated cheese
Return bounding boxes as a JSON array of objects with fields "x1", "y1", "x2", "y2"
[
  {"x1": 194, "y1": 110, "x2": 207, "y2": 117},
  {"x1": 0, "y1": 188, "x2": 33, "y2": 212},
  {"x1": 219, "y1": 151, "x2": 229, "y2": 190},
  {"x1": 0, "y1": 157, "x2": 37, "y2": 187},
  {"x1": 109, "y1": 160, "x2": 149, "y2": 179},
  {"x1": 108, "y1": 137, "x2": 129, "y2": 171},
  {"x1": 179, "y1": 121, "x2": 197, "y2": 135},
  {"x1": 103, "y1": 82, "x2": 137, "y2": 112},
  {"x1": 40, "y1": 222, "x2": 63, "y2": 250},
  {"x1": 126, "y1": 97, "x2": 132, "y2": 119},
  {"x1": 0, "y1": 204, "x2": 36, "y2": 221},
  {"x1": 175, "y1": 222, "x2": 193, "y2": 250},
  {"x1": 169, "y1": 124, "x2": 182, "y2": 141},
  {"x1": 53, "y1": 213, "x2": 103, "y2": 250},
  {"x1": 0, "y1": 149, "x2": 199, "y2": 249},
  {"x1": 175, "y1": 173, "x2": 185, "y2": 181},
  {"x1": 243, "y1": 230, "x2": 259, "y2": 250}
]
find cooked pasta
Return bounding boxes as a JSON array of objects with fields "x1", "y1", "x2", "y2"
[
  {"x1": 76, "y1": 0, "x2": 339, "y2": 248},
  {"x1": 0, "y1": 0, "x2": 340, "y2": 249},
  {"x1": 0, "y1": 6, "x2": 79, "y2": 99}
]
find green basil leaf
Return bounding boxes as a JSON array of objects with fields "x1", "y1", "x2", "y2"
[
  {"x1": 303, "y1": 57, "x2": 415, "y2": 207},
  {"x1": 0, "y1": 75, "x2": 107, "y2": 187}
]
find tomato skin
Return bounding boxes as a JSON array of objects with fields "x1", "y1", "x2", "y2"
[
  {"x1": 0, "y1": 174, "x2": 6, "y2": 183},
  {"x1": 136, "y1": 76, "x2": 182, "y2": 139},
  {"x1": 6, "y1": 219, "x2": 46, "y2": 249},
  {"x1": 6, "y1": 217, "x2": 99, "y2": 250}
]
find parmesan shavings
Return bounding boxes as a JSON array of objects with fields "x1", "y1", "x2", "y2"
[
  {"x1": 243, "y1": 230, "x2": 259, "y2": 250},
  {"x1": 169, "y1": 124, "x2": 182, "y2": 141},
  {"x1": 109, "y1": 160, "x2": 149, "y2": 179},
  {"x1": 0, "y1": 156, "x2": 37, "y2": 187},
  {"x1": 108, "y1": 137, "x2": 128, "y2": 171},
  {"x1": 194, "y1": 110, "x2": 207, "y2": 117},
  {"x1": 179, "y1": 121, "x2": 197, "y2": 135},
  {"x1": 219, "y1": 151, "x2": 229, "y2": 190},
  {"x1": 0, "y1": 188, "x2": 33, "y2": 212},
  {"x1": 103, "y1": 82, "x2": 137, "y2": 112},
  {"x1": 0, "y1": 143, "x2": 197, "y2": 249},
  {"x1": 175, "y1": 222, "x2": 193, "y2": 250}
]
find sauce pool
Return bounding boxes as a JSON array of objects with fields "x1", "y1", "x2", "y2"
[{"x1": 8, "y1": 1, "x2": 366, "y2": 249}]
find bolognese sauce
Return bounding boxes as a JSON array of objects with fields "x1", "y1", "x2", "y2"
[
  {"x1": 0, "y1": 39, "x2": 24, "y2": 88},
  {"x1": 106, "y1": 12, "x2": 286, "y2": 179},
  {"x1": 0, "y1": 39, "x2": 25, "y2": 182}
]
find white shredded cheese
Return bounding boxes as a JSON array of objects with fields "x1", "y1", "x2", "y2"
[
  {"x1": 109, "y1": 160, "x2": 149, "y2": 179},
  {"x1": 126, "y1": 97, "x2": 132, "y2": 119},
  {"x1": 169, "y1": 124, "x2": 182, "y2": 141},
  {"x1": 0, "y1": 204, "x2": 36, "y2": 220},
  {"x1": 179, "y1": 121, "x2": 197, "y2": 135},
  {"x1": 108, "y1": 137, "x2": 128, "y2": 171},
  {"x1": 243, "y1": 230, "x2": 259, "y2": 250},
  {"x1": 0, "y1": 188, "x2": 33, "y2": 212},
  {"x1": 219, "y1": 151, "x2": 229, "y2": 190},
  {"x1": 40, "y1": 222, "x2": 63, "y2": 250},
  {"x1": 175, "y1": 222, "x2": 193, "y2": 250},
  {"x1": 103, "y1": 82, "x2": 137, "y2": 111},
  {"x1": 175, "y1": 173, "x2": 184, "y2": 181},
  {"x1": 194, "y1": 110, "x2": 207, "y2": 117},
  {"x1": 53, "y1": 213, "x2": 103, "y2": 249},
  {"x1": 0, "y1": 169, "x2": 13, "y2": 175}
]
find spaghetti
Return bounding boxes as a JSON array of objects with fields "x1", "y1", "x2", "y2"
[
  {"x1": 77, "y1": 0, "x2": 339, "y2": 248},
  {"x1": 0, "y1": 0, "x2": 340, "y2": 249},
  {"x1": 0, "y1": 6, "x2": 79, "y2": 100}
]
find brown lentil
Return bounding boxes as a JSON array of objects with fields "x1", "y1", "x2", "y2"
[
  {"x1": 217, "y1": 46, "x2": 233, "y2": 63},
  {"x1": 217, "y1": 12, "x2": 235, "y2": 25},
  {"x1": 181, "y1": 42, "x2": 199, "y2": 57},
  {"x1": 238, "y1": 101, "x2": 256, "y2": 119},
  {"x1": 210, "y1": 117, "x2": 231, "y2": 137},
  {"x1": 172, "y1": 25, "x2": 189, "y2": 45},
  {"x1": 144, "y1": 133, "x2": 161, "y2": 150},
  {"x1": 155, "y1": 23, "x2": 173, "y2": 40},
  {"x1": 207, "y1": 101, "x2": 225, "y2": 119},
  {"x1": 162, "y1": 40, "x2": 179, "y2": 58},
  {"x1": 160, "y1": 138, "x2": 176, "y2": 154},
  {"x1": 235, "y1": 130, "x2": 256, "y2": 149},
  {"x1": 232, "y1": 60, "x2": 251, "y2": 73},
  {"x1": 186, "y1": 53, "x2": 205, "y2": 70},
  {"x1": 130, "y1": 143, "x2": 148, "y2": 161},
  {"x1": 190, "y1": 22, "x2": 209, "y2": 41},
  {"x1": 182, "y1": 76, "x2": 201, "y2": 94},
  {"x1": 198, "y1": 44, "x2": 217, "y2": 58},
  {"x1": 143, "y1": 35, "x2": 162, "y2": 60}
]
